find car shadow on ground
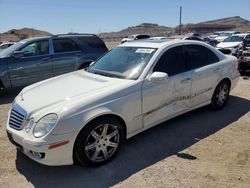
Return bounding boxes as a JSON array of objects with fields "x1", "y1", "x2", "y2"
[
  {"x1": 15, "y1": 96, "x2": 250, "y2": 188},
  {"x1": 0, "y1": 89, "x2": 21, "y2": 105}
]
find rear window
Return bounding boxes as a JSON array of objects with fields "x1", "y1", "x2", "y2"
[
  {"x1": 77, "y1": 36, "x2": 106, "y2": 49},
  {"x1": 53, "y1": 38, "x2": 81, "y2": 53}
]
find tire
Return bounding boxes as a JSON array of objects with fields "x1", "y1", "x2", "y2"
[
  {"x1": 211, "y1": 80, "x2": 230, "y2": 110},
  {"x1": 74, "y1": 117, "x2": 124, "y2": 166}
]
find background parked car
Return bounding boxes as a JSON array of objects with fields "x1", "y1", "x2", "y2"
[
  {"x1": 0, "y1": 42, "x2": 15, "y2": 52},
  {"x1": 237, "y1": 38, "x2": 250, "y2": 73},
  {"x1": 209, "y1": 31, "x2": 238, "y2": 42},
  {"x1": 121, "y1": 34, "x2": 150, "y2": 43},
  {"x1": 216, "y1": 33, "x2": 250, "y2": 55},
  {"x1": 203, "y1": 37, "x2": 219, "y2": 47},
  {"x1": 183, "y1": 36, "x2": 204, "y2": 41},
  {"x1": 0, "y1": 34, "x2": 108, "y2": 93}
]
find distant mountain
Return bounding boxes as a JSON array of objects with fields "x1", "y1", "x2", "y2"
[
  {"x1": 181, "y1": 16, "x2": 250, "y2": 32},
  {"x1": 99, "y1": 23, "x2": 171, "y2": 39},
  {"x1": 199, "y1": 16, "x2": 250, "y2": 27},
  {"x1": 0, "y1": 28, "x2": 52, "y2": 42},
  {"x1": 100, "y1": 16, "x2": 250, "y2": 40}
]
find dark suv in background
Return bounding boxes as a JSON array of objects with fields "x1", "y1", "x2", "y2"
[{"x1": 0, "y1": 34, "x2": 108, "y2": 93}]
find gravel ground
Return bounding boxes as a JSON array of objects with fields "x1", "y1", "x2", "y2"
[{"x1": 0, "y1": 67, "x2": 249, "y2": 187}]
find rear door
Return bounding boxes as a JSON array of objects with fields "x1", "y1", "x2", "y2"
[
  {"x1": 183, "y1": 44, "x2": 221, "y2": 107},
  {"x1": 7, "y1": 39, "x2": 53, "y2": 87},
  {"x1": 52, "y1": 38, "x2": 82, "y2": 76}
]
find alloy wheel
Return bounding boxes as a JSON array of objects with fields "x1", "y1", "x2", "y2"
[
  {"x1": 215, "y1": 84, "x2": 229, "y2": 107},
  {"x1": 84, "y1": 124, "x2": 120, "y2": 162}
]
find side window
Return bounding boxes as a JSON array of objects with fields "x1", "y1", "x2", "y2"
[
  {"x1": 246, "y1": 35, "x2": 250, "y2": 39},
  {"x1": 20, "y1": 40, "x2": 49, "y2": 57},
  {"x1": 53, "y1": 38, "x2": 81, "y2": 53},
  {"x1": 77, "y1": 36, "x2": 106, "y2": 49},
  {"x1": 184, "y1": 44, "x2": 219, "y2": 70},
  {"x1": 153, "y1": 46, "x2": 186, "y2": 76}
]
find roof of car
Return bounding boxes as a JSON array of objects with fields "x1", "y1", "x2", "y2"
[
  {"x1": 233, "y1": 33, "x2": 249, "y2": 37},
  {"x1": 119, "y1": 39, "x2": 208, "y2": 49},
  {"x1": 21, "y1": 33, "x2": 97, "y2": 42}
]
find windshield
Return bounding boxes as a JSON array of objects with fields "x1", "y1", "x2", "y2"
[
  {"x1": 0, "y1": 40, "x2": 26, "y2": 57},
  {"x1": 88, "y1": 47, "x2": 157, "y2": 79},
  {"x1": 223, "y1": 36, "x2": 244, "y2": 42}
]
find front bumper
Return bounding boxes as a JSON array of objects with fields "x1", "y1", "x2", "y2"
[{"x1": 6, "y1": 126, "x2": 77, "y2": 166}]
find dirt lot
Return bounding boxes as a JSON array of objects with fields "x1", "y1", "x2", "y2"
[{"x1": 0, "y1": 71, "x2": 249, "y2": 187}]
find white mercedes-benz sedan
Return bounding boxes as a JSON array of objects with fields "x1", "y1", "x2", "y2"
[{"x1": 6, "y1": 39, "x2": 240, "y2": 166}]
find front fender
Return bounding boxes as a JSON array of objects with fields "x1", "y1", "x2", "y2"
[{"x1": 51, "y1": 107, "x2": 126, "y2": 135}]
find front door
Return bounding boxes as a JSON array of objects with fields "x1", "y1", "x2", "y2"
[
  {"x1": 7, "y1": 40, "x2": 53, "y2": 87},
  {"x1": 142, "y1": 45, "x2": 192, "y2": 128}
]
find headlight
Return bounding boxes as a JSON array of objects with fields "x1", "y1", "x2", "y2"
[{"x1": 33, "y1": 114, "x2": 58, "y2": 138}]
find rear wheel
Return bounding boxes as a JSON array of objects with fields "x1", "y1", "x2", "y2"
[
  {"x1": 74, "y1": 117, "x2": 124, "y2": 166},
  {"x1": 211, "y1": 81, "x2": 230, "y2": 110}
]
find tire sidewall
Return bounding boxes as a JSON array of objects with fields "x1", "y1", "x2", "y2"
[
  {"x1": 211, "y1": 81, "x2": 230, "y2": 110},
  {"x1": 74, "y1": 117, "x2": 124, "y2": 166}
]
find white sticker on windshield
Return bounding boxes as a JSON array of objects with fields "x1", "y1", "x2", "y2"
[{"x1": 135, "y1": 49, "x2": 154, "y2": 54}]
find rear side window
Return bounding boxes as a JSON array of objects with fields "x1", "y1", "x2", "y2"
[
  {"x1": 136, "y1": 35, "x2": 150, "y2": 40},
  {"x1": 184, "y1": 44, "x2": 219, "y2": 70},
  {"x1": 153, "y1": 46, "x2": 186, "y2": 76},
  {"x1": 77, "y1": 36, "x2": 106, "y2": 49},
  {"x1": 53, "y1": 38, "x2": 81, "y2": 53}
]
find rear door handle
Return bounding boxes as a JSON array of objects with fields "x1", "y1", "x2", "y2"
[
  {"x1": 42, "y1": 57, "x2": 51, "y2": 61},
  {"x1": 181, "y1": 78, "x2": 191, "y2": 84}
]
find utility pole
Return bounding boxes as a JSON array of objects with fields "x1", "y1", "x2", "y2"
[{"x1": 179, "y1": 6, "x2": 182, "y2": 35}]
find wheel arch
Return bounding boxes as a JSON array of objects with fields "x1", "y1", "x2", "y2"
[
  {"x1": 210, "y1": 77, "x2": 232, "y2": 101},
  {"x1": 81, "y1": 113, "x2": 127, "y2": 138},
  {"x1": 217, "y1": 77, "x2": 231, "y2": 90},
  {"x1": 72, "y1": 112, "x2": 127, "y2": 165}
]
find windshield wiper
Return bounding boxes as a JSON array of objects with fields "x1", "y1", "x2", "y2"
[{"x1": 88, "y1": 69, "x2": 123, "y2": 78}]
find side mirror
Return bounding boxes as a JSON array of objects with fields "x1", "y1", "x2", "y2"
[
  {"x1": 12, "y1": 51, "x2": 24, "y2": 58},
  {"x1": 148, "y1": 72, "x2": 168, "y2": 82},
  {"x1": 89, "y1": 61, "x2": 95, "y2": 66}
]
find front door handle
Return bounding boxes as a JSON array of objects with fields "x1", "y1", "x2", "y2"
[{"x1": 181, "y1": 78, "x2": 191, "y2": 84}]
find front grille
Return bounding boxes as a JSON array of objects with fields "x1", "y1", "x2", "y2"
[{"x1": 9, "y1": 104, "x2": 27, "y2": 130}]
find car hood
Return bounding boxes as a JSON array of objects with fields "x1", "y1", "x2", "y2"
[
  {"x1": 216, "y1": 42, "x2": 242, "y2": 48},
  {"x1": 15, "y1": 70, "x2": 133, "y2": 114},
  {"x1": 215, "y1": 36, "x2": 228, "y2": 42}
]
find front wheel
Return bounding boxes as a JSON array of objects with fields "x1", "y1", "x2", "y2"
[
  {"x1": 211, "y1": 81, "x2": 230, "y2": 110},
  {"x1": 74, "y1": 117, "x2": 124, "y2": 166}
]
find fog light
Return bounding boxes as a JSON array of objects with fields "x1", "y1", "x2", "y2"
[{"x1": 30, "y1": 151, "x2": 45, "y2": 158}]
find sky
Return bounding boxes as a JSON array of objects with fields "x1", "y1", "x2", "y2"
[{"x1": 1, "y1": 0, "x2": 250, "y2": 34}]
